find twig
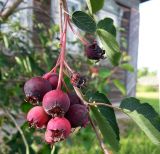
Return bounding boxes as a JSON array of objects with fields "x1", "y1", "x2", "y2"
[
  {"x1": 64, "y1": 60, "x2": 74, "y2": 73},
  {"x1": 88, "y1": 102, "x2": 122, "y2": 111},
  {"x1": 50, "y1": 145, "x2": 55, "y2": 154},
  {"x1": 0, "y1": 0, "x2": 9, "y2": 13},
  {"x1": 15, "y1": 6, "x2": 54, "y2": 23},
  {"x1": 1, "y1": 0, "x2": 23, "y2": 20},
  {"x1": 89, "y1": 116, "x2": 109, "y2": 154},
  {"x1": 73, "y1": 87, "x2": 88, "y2": 105},
  {"x1": 5, "y1": 110, "x2": 30, "y2": 154},
  {"x1": 68, "y1": 21, "x2": 89, "y2": 46},
  {"x1": 57, "y1": 0, "x2": 69, "y2": 90}
]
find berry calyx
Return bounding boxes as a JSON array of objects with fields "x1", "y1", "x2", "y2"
[
  {"x1": 42, "y1": 90, "x2": 70, "y2": 117},
  {"x1": 43, "y1": 73, "x2": 59, "y2": 89},
  {"x1": 46, "y1": 117, "x2": 71, "y2": 143},
  {"x1": 70, "y1": 72, "x2": 86, "y2": 88},
  {"x1": 66, "y1": 104, "x2": 89, "y2": 128},
  {"x1": 27, "y1": 106, "x2": 50, "y2": 128},
  {"x1": 68, "y1": 92, "x2": 82, "y2": 106},
  {"x1": 85, "y1": 41, "x2": 105, "y2": 61},
  {"x1": 24, "y1": 77, "x2": 52, "y2": 105}
]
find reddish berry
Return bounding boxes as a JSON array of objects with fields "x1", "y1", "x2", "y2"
[
  {"x1": 24, "y1": 77, "x2": 52, "y2": 105},
  {"x1": 68, "y1": 92, "x2": 82, "y2": 106},
  {"x1": 45, "y1": 130, "x2": 54, "y2": 144},
  {"x1": 27, "y1": 106, "x2": 49, "y2": 128},
  {"x1": 66, "y1": 104, "x2": 89, "y2": 128},
  {"x1": 43, "y1": 73, "x2": 59, "y2": 89},
  {"x1": 85, "y1": 41, "x2": 105, "y2": 61},
  {"x1": 42, "y1": 90, "x2": 70, "y2": 117},
  {"x1": 70, "y1": 72, "x2": 86, "y2": 88},
  {"x1": 46, "y1": 117, "x2": 71, "y2": 143}
]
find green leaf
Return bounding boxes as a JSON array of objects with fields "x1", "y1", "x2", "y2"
[
  {"x1": 91, "y1": 106, "x2": 119, "y2": 151},
  {"x1": 28, "y1": 55, "x2": 45, "y2": 75},
  {"x1": 86, "y1": 91, "x2": 120, "y2": 141},
  {"x1": 86, "y1": 0, "x2": 104, "y2": 14},
  {"x1": 72, "y1": 11, "x2": 96, "y2": 33},
  {"x1": 3, "y1": 35, "x2": 9, "y2": 48},
  {"x1": 113, "y1": 79, "x2": 126, "y2": 95},
  {"x1": 119, "y1": 63, "x2": 134, "y2": 72},
  {"x1": 21, "y1": 102, "x2": 33, "y2": 113},
  {"x1": 97, "y1": 18, "x2": 116, "y2": 37},
  {"x1": 120, "y1": 97, "x2": 160, "y2": 145},
  {"x1": 97, "y1": 29, "x2": 121, "y2": 66},
  {"x1": 99, "y1": 68, "x2": 111, "y2": 79}
]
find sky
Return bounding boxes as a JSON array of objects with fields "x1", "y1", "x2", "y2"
[{"x1": 138, "y1": 0, "x2": 160, "y2": 72}]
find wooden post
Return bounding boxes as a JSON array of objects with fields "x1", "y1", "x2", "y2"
[{"x1": 126, "y1": 8, "x2": 140, "y2": 97}]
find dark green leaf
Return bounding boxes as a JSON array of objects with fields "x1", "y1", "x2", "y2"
[
  {"x1": 97, "y1": 29, "x2": 121, "y2": 66},
  {"x1": 97, "y1": 18, "x2": 116, "y2": 37},
  {"x1": 113, "y1": 79, "x2": 126, "y2": 95},
  {"x1": 120, "y1": 97, "x2": 160, "y2": 145},
  {"x1": 72, "y1": 11, "x2": 96, "y2": 33},
  {"x1": 87, "y1": 91, "x2": 120, "y2": 141},
  {"x1": 91, "y1": 106, "x2": 119, "y2": 151},
  {"x1": 86, "y1": 0, "x2": 104, "y2": 14},
  {"x1": 21, "y1": 102, "x2": 33, "y2": 113},
  {"x1": 119, "y1": 63, "x2": 134, "y2": 72}
]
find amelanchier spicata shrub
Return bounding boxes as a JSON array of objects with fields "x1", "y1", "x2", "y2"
[{"x1": 23, "y1": 0, "x2": 160, "y2": 153}]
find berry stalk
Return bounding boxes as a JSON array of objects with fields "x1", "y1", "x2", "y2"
[{"x1": 57, "y1": 7, "x2": 69, "y2": 90}]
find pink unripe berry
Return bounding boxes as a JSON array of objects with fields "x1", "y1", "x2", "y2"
[
  {"x1": 45, "y1": 130, "x2": 54, "y2": 144},
  {"x1": 46, "y1": 117, "x2": 71, "y2": 143},
  {"x1": 27, "y1": 106, "x2": 50, "y2": 128},
  {"x1": 42, "y1": 90, "x2": 70, "y2": 117}
]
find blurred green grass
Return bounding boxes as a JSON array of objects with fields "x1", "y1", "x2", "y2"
[
  {"x1": 136, "y1": 84, "x2": 159, "y2": 113},
  {"x1": 118, "y1": 84, "x2": 160, "y2": 154}
]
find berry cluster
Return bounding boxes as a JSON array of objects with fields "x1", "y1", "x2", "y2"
[
  {"x1": 23, "y1": 1, "x2": 105, "y2": 146},
  {"x1": 24, "y1": 74, "x2": 89, "y2": 145}
]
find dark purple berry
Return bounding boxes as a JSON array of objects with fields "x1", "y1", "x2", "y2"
[
  {"x1": 66, "y1": 104, "x2": 89, "y2": 128},
  {"x1": 42, "y1": 90, "x2": 70, "y2": 117},
  {"x1": 43, "y1": 73, "x2": 59, "y2": 89},
  {"x1": 85, "y1": 41, "x2": 105, "y2": 61},
  {"x1": 67, "y1": 92, "x2": 82, "y2": 106},
  {"x1": 24, "y1": 77, "x2": 52, "y2": 105}
]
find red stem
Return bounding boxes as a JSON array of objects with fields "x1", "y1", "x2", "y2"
[
  {"x1": 62, "y1": 79, "x2": 70, "y2": 92},
  {"x1": 49, "y1": 55, "x2": 60, "y2": 73},
  {"x1": 68, "y1": 21, "x2": 89, "y2": 46},
  {"x1": 57, "y1": 15, "x2": 69, "y2": 90},
  {"x1": 64, "y1": 61, "x2": 74, "y2": 73}
]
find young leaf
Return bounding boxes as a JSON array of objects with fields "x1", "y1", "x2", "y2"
[
  {"x1": 72, "y1": 11, "x2": 96, "y2": 33},
  {"x1": 91, "y1": 106, "x2": 119, "y2": 151},
  {"x1": 97, "y1": 29, "x2": 121, "y2": 66},
  {"x1": 113, "y1": 79, "x2": 126, "y2": 95},
  {"x1": 97, "y1": 18, "x2": 116, "y2": 37},
  {"x1": 119, "y1": 63, "x2": 134, "y2": 72},
  {"x1": 86, "y1": 91, "x2": 120, "y2": 141},
  {"x1": 86, "y1": 0, "x2": 104, "y2": 14},
  {"x1": 120, "y1": 97, "x2": 160, "y2": 145}
]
